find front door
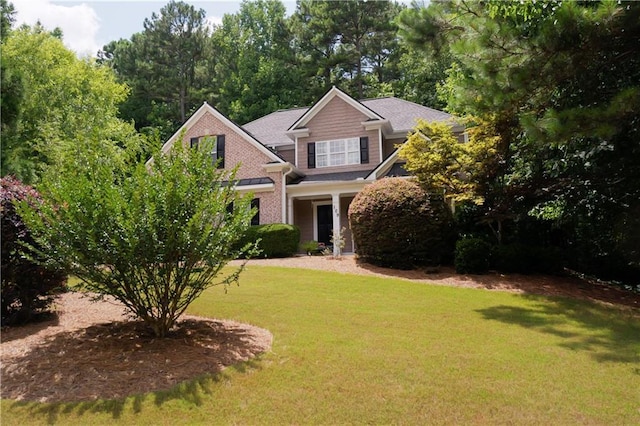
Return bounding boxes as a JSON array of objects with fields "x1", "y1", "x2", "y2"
[{"x1": 316, "y1": 204, "x2": 333, "y2": 245}]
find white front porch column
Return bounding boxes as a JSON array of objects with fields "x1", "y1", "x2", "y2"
[{"x1": 331, "y1": 193, "x2": 341, "y2": 256}]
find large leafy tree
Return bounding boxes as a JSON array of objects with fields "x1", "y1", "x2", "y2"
[
  {"x1": 1, "y1": 24, "x2": 138, "y2": 183},
  {"x1": 19, "y1": 139, "x2": 256, "y2": 338},
  {"x1": 212, "y1": 0, "x2": 303, "y2": 123},
  {"x1": 398, "y1": 0, "x2": 640, "y2": 282}
]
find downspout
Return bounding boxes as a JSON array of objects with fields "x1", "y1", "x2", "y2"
[{"x1": 282, "y1": 164, "x2": 294, "y2": 224}]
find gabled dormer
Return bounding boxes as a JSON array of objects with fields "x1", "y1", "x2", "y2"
[{"x1": 286, "y1": 87, "x2": 389, "y2": 175}]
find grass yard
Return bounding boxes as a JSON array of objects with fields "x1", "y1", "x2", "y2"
[{"x1": 2, "y1": 265, "x2": 639, "y2": 424}]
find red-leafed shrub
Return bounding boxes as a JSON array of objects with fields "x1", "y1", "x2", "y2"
[
  {"x1": 348, "y1": 178, "x2": 453, "y2": 269},
  {"x1": 1, "y1": 176, "x2": 66, "y2": 325}
]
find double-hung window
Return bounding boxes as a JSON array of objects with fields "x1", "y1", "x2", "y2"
[{"x1": 315, "y1": 138, "x2": 360, "y2": 168}]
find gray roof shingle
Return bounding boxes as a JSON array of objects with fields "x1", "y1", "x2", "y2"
[{"x1": 241, "y1": 97, "x2": 456, "y2": 149}]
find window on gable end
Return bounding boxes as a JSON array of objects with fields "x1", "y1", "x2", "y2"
[{"x1": 190, "y1": 135, "x2": 225, "y2": 169}]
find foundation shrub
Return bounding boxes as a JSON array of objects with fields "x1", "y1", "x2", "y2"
[
  {"x1": 348, "y1": 178, "x2": 453, "y2": 269},
  {"x1": 239, "y1": 224, "x2": 300, "y2": 258}
]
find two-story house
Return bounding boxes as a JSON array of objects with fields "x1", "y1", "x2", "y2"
[{"x1": 160, "y1": 86, "x2": 462, "y2": 254}]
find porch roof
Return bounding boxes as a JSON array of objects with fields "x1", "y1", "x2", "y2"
[{"x1": 291, "y1": 170, "x2": 371, "y2": 184}]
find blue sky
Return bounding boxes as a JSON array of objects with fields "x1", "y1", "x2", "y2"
[{"x1": 11, "y1": 0, "x2": 297, "y2": 57}]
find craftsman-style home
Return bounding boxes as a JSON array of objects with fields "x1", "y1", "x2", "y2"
[{"x1": 160, "y1": 86, "x2": 463, "y2": 254}]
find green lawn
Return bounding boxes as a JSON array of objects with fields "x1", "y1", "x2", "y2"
[{"x1": 3, "y1": 266, "x2": 639, "y2": 425}]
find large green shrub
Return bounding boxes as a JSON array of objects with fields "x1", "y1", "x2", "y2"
[
  {"x1": 454, "y1": 237, "x2": 492, "y2": 274},
  {"x1": 18, "y1": 142, "x2": 255, "y2": 338},
  {"x1": 238, "y1": 224, "x2": 300, "y2": 258},
  {"x1": 1, "y1": 176, "x2": 66, "y2": 325},
  {"x1": 348, "y1": 178, "x2": 453, "y2": 269}
]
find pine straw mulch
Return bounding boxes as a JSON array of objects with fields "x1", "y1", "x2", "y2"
[
  {"x1": 1, "y1": 255, "x2": 638, "y2": 404},
  {"x1": 1, "y1": 293, "x2": 272, "y2": 403}
]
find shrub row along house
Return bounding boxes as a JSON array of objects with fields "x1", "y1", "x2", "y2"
[{"x1": 161, "y1": 86, "x2": 463, "y2": 254}]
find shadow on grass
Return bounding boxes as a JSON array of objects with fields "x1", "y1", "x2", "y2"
[
  {"x1": 476, "y1": 295, "x2": 640, "y2": 364},
  {"x1": 8, "y1": 360, "x2": 267, "y2": 423},
  {"x1": 3, "y1": 319, "x2": 271, "y2": 422}
]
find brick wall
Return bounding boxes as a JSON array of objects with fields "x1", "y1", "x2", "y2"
[{"x1": 181, "y1": 111, "x2": 284, "y2": 223}]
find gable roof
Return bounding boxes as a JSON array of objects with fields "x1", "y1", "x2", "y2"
[
  {"x1": 160, "y1": 101, "x2": 284, "y2": 164},
  {"x1": 242, "y1": 95, "x2": 458, "y2": 148},
  {"x1": 287, "y1": 86, "x2": 384, "y2": 131},
  {"x1": 243, "y1": 107, "x2": 306, "y2": 148}
]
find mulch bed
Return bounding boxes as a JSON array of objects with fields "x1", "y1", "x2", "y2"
[{"x1": 1, "y1": 312, "x2": 272, "y2": 403}]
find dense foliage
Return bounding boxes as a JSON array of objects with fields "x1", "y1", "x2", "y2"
[
  {"x1": 96, "y1": 0, "x2": 434, "y2": 135},
  {"x1": 398, "y1": 0, "x2": 640, "y2": 286},
  {"x1": 1, "y1": 23, "x2": 142, "y2": 184},
  {"x1": 454, "y1": 238, "x2": 491, "y2": 275},
  {"x1": 18, "y1": 141, "x2": 256, "y2": 338},
  {"x1": 349, "y1": 178, "x2": 452, "y2": 269},
  {"x1": 1, "y1": 176, "x2": 66, "y2": 325},
  {"x1": 237, "y1": 223, "x2": 301, "y2": 258}
]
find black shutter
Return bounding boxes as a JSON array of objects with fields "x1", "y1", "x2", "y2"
[
  {"x1": 251, "y1": 198, "x2": 260, "y2": 226},
  {"x1": 216, "y1": 134, "x2": 225, "y2": 169},
  {"x1": 360, "y1": 136, "x2": 369, "y2": 164},
  {"x1": 190, "y1": 137, "x2": 199, "y2": 149},
  {"x1": 307, "y1": 142, "x2": 316, "y2": 169}
]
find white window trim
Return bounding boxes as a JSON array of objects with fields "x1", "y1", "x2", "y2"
[
  {"x1": 315, "y1": 137, "x2": 360, "y2": 168},
  {"x1": 193, "y1": 135, "x2": 219, "y2": 164}
]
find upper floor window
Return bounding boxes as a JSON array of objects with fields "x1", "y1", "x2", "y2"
[
  {"x1": 308, "y1": 137, "x2": 368, "y2": 169},
  {"x1": 190, "y1": 134, "x2": 226, "y2": 169}
]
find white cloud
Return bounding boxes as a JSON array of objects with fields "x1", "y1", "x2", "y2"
[{"x1": 12, "y1": 0, "x2": 101, "y2": 57}]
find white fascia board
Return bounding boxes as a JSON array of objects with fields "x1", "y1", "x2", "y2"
[
  {"x1": 285, "y1": 128, "x2": 310, "y2": 139},
  {"x1": 286, "y1": 180, "x2": 369, "y2": 198},
  {"x1": 234, "y1": 183, "x2": 275, "y2": 193},
  {"x1": 288, "y1": 86, "x2": 384, "y2": 131},
  {"x1": 362, "y1": 119, "x2": 389, "y2": 131}
]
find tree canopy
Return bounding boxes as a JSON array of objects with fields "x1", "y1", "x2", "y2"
[
  {"x1": 1, "y1": 23, "x2": 140, "y2": 183},
  {"x1": 398, "y1": 0, "x2": 640, "y2": 283}
]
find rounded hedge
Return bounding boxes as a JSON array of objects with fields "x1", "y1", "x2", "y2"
[
  {"x1": 237, "y1": 223, "x2": 300, "y2": 258},
  {"x1": 348, "y1": 178, "x2": 453, "y2": 269}
]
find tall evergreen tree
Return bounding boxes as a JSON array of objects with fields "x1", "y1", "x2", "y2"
[
  {"x1": 290, "y1": 0, "x2": 404, "y2": 101},
  {"x1": 99, "y1": 1, "x2": 210, "y2": 139}
]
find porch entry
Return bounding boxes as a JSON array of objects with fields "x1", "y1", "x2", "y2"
[{"x1": 316, "y1": 204, "x2": 333, "y2": 245}]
